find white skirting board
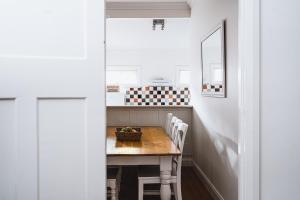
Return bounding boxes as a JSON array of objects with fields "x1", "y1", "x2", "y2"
[{"x1": 192, "y1": 160, "x2": 224, "y2": 200}]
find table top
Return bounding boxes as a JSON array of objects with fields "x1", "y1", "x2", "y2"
[{"x1": 106, "y1": 127, "x2": 181, "y2": 156}]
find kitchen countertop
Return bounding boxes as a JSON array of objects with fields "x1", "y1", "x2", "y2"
[{"x1": 106, "y1": 105, "x2": 193, "y2": 108}]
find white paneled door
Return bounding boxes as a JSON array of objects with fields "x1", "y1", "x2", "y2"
[{"x1": 0, "y1": 0, "x2": 106, "y2": 200}]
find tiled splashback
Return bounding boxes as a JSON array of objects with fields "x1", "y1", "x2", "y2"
[
  {"x1": 202, "y1": 84, "x2": 223, "y2": 93},
  {"x1": 125, "y1": 86, "x2": 190, "y2": 106}
]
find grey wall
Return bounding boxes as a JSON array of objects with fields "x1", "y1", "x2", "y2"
[
  {"x1": 260, "y1": 0, "x2": 300, "y2": 199},
  {"x1": 189, "y1": 0, "x2": 238, "y2": 199}
]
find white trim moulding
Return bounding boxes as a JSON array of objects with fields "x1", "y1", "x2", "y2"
[
  {"x1": 192, "y1": 160, "x2": 224, "y2": 200},
  {"x1": 238, "y1": 0, "x2": 261, "y2": 199},
  {"x1": 106, "y1": 2, "x2": 191, "y2": 18}
]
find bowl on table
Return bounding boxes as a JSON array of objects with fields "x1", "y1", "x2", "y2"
[{"x1": 115, "y1": 127, "x2": 142, "y2": 141}]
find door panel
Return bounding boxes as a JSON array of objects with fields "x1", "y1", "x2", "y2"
[
  {"x1": 38, "y1": 99, "x2": 86, "y2": 200},
  {"x1": 0, "y1": 99, "x2": 16, "y2": 200},
  {"x1": 0, "y1": 0, "x2": 86, "y2": 59},
  {"x1": 0, "y1": 0, "x2": 106, "y2": 199}
]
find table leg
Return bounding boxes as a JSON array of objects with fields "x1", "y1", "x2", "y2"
[{"x1": 160, "y1": 156, "x2": 172, "y2": 200}]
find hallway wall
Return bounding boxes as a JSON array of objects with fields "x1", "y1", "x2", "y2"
[
  {"x1": 189, "y1": 0, "x2": 239, "y2": 199},
  {"x1": 260, "y1": 0, "x2": 300, "y2": 199}
]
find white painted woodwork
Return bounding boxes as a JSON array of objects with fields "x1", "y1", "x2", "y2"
[
  {"x1": 106, "y1": 106, "x2": 193, "y2": 156},
  {"x1": 107, "y1": 156, "x2": 173, "y2": 200},
  {"x1": 238, "y1": 0, "x2": 260, "y2": 199},
  {"x1": 0, "y1": 0, "x2": 85, "y2": 59},
  {"x1": 165, "y1": 113, "x2": 173, "y2": 137},
  {"x1": 38, "y1": 99, "x2": 86, "y2": 200},
  {"x1": 130, "y1": 110, "x2": 160, "y2": 126},
  {"x1": 138, "y1": 123, "x2": 189, "y2": 200},
  {"x1": 106, "y1": 2, "x2": 191, "y2": 18},
  {"x1": 260, "y1": 0, "x2": 300, "y2": 199},
  {"x1": 192, "y1": 160, "x2": 224, "y2": 200},
  {"x1": 0, "y1": 0, "x2": 106, "y2": 199},
  {"x1": 107, "y1": 168, "x2": 121, "y2": 200},
  {"x1": 0, "y1": 99, "x2": 16, "y2": 200},
  {"x1": 107, "y1": 179, "x2": 117, "y2": 200},
  {"x1": 107, "y1": 109, "x2": 131, "y2": 125},
  {"x1": 107, "y1": 156, "x2": 160, "y2": 166},
  {"x1": 159, "y1": 156, "x2": 172, "y2": 200}
]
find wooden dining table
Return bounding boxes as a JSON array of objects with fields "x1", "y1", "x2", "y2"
[{"x1": 106, "y1": 126, "x2": 181, "y2": 200}]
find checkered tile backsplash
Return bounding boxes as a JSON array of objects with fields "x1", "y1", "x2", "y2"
[
  {"x1": 125, "y1": 86, "x2": 190, "y2": 106},
  {"x1": 202, "y1": 84, "x2": 223, "y2": 93}
]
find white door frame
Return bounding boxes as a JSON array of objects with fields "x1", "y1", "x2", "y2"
[
  {"x1": 238, "y1": 0, "x2": 261, "y2": 199},
  {"x1": 105, "y1": 0, "x2": 261, "y2": 199}
]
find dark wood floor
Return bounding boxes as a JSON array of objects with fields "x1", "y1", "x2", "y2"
[{"x1": 117, "y1": 166, "x2": 213, "y2": 200}]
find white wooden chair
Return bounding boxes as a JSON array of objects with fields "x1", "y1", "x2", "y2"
[
  {"x1": 168, "y1": 116, "x2": 178, "y2": 138},
  {"x1": 171, "y1": 118, "x2": 182, "y2": 142},
  {"x1": 164, "y1": 113, "x2": 173, "y2": 137},
  {"x1": 107, "y1": 167, "x2": 122, "y2": 200},
  {"x1": 137, "y1": 123, "x2": 189, "y2": 200}
]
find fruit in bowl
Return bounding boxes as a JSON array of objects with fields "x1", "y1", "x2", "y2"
[
  {"x1": 120, "y1": 127, "x2": 137, "y2": 133},
  {"x1": 116, "y1": 127, "x2": 142, "y2": 141}
]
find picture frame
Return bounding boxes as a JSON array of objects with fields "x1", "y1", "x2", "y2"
[{"x1": 201, "y1": 20, "x2": 226, "y2": 97}]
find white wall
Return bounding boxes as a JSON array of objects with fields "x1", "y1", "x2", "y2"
[
  {"x1": 106, "y1": 18, "x2": 190, "y2": 85},
  {"x1": 107, "y1": 49, "x2": 189, "y2": 85},
  {"x1": 260, "y1": 0, "x2": 300, "y2": 199},
  {"x1": 189, "y1": 0, "x2": 238, "y2": 199}
]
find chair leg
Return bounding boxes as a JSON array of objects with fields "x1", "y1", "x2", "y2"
[
  {"x1": 173, "y1": 182, "x2": 178, "y2": 200},
  {"x1": 115, "y1": 185, "x2": 119, "y2": 200},
  {"x1": 113, "y1": 167, "x2": 122, "y2": 200},
  {"x1": 138, "y1": 180, "x2": 144, "y2": 200},
  {"x1": 176, "y1": 181, "x2": 182, "y2": 200},
  {"x1": 111, "y1": 183, "x2": 117, "y2": 200},
  {"x1": 117, "y1": 167, "x2": 122, "y2": 192}
]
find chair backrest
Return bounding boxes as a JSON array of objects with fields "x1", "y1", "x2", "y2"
[
  {"x1": 171, "y1": 118, "x2": 182, "y2": 141},
  {"x1": 168, "y1": 116, "x2": 178, "y2": 138},
  {"x1": 175, "y1": 123, "x2": 188, "y2": 152},
  {"x1": 165, "y1": 113, "x2": 173, "y2": 137},
  {"x1": 172, "y1": 122, "x2": 188, "y2": 178}
]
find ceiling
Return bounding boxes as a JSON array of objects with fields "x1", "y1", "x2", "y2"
[{"x1": 106, "y1": 18, "x2": 190, "y2": 50}]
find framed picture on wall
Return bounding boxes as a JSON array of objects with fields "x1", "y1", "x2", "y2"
[{"x1": 201, "y1": 20, "x2": 226, "y2": 97}]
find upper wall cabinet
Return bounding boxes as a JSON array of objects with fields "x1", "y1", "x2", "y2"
[{"x1": 201, "y1": 21, "x2": 226, "y2": 97}]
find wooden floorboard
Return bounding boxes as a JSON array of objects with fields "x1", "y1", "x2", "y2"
[{"x1": 115, "y1": 166, "x2": 214, "y2": 200}]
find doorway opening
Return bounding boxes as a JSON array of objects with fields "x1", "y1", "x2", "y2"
[{"x1": 104, "y1": 1, "x2": 245, "y2": 200}]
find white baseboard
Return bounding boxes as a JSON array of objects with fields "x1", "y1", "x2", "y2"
[{"x1": 192, "y1": 160, "x2": 224, "y2": 200}]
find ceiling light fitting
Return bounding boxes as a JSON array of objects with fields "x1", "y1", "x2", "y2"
[{"x1": 152, "y1": 19, "x2": 165, "y2": 31}]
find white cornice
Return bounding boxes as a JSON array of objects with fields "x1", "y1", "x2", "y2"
[
  {"x1": 106, "y1": 2, "x2": 191, "y2": 18},
  {"x1": 186, "y1": 0, "x2": 195, "y2": 7}
]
